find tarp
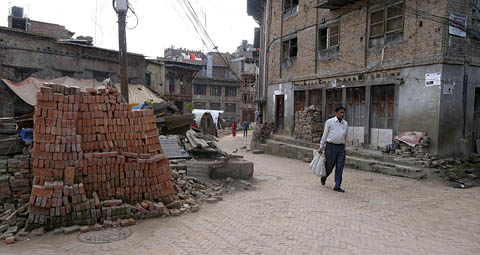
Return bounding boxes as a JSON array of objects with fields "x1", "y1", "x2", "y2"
[
  {"x1": 19, "y1": 128, "x2": 33, "y2": 144},
  {"x1": 192, "y1": 109, "x2": 224, "y2": 126},
  {"x1": 394, "y1": 131, "x2": 427, "y2": 147},
  {"x1": 114, "y1": 84, "x2": 165, "y2": 105},
  {"x1": 132, "y1": 104, "x2": 146, "y2": 110},
  {"x1": 1, "y1": 77, "x2": 165, "y2": 106}
]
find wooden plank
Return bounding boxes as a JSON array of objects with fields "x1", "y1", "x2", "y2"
[{"x1": 165, "y1": 114, "x2": 194, "y2": 130}]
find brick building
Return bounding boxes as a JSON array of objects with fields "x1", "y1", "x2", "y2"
[
  {"x1": 0, "y1": 11, "x2": 147, "y2": 117},
  {"x1": 230, "y1": 40, "x2": 259, "y2": 123},
  {"x1": 165, "y1": 48, "x2": 243, "y2": 127},
  {"x1": 145, "y1": 59, "x2": 202, "y2": 113},
  {"x1": 248, "y1": 0, "x2": 480, "y2": 157},
  {"x1": 8, "y1": 6, "x2": 75, "y2": 40}
]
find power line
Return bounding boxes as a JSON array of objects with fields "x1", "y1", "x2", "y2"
[
  {"x1": 177, "y1": 0, "x2": 244, "y2": 82},
  {"x1": 176, "y1": 0, "x2": 210, "y2": 50}
]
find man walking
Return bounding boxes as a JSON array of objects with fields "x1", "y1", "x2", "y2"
[
  {"x1": 242, "y1": 120, "x2": 249, "y2": 137},
  {"x1": 318, "y1": 106, "x2": 348, "y2": 192}
]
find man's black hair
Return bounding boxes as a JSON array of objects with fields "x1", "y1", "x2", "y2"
[{"x1": 335, "y1": 105, "x2": 346, "y2": 112}]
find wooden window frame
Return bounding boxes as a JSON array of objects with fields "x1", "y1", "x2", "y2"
[
  {"x1": 318, "y1": 23, "x2": 340, "y2": 58},
  {"x1": 225, "y1": 87, "x2": 237, "y2": 97},
  {"x1": 194, "y1": 84, "x2": 206, "y2": 95},
  {"x1": 282, "y1": 37, "x2": 298, "y2": 67},
  {"x1": 225, "y1": 103, "x2": 236, "y2": 113},
  {"x1": 368, "y1": 1, "x2": 404, "y2": 48}
]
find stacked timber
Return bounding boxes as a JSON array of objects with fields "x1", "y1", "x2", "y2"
[{"x1": 183, "y1": 130, "x2": 226, "y2": 159}]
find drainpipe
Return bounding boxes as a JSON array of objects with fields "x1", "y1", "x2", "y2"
[{"x1": 262, "y1": 0, "x2": 270, "y2": 122}]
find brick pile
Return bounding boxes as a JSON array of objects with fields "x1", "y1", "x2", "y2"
[
  {"x1": 0, "y1": 158, "x2": 10, "y2": 203},
  {"x1": 252, "y1": 121, "x2": 274, "y2": 143},
  {"x1": 7, "y1": 154, "x2": 33, "y2": 204},
  {"x1": 29, "y1": 83, "x2": 174, "y2": 229},
  {"x1": 0, "y1": 149, "x2": 33, "y2": 205},
  {"x1": 294, "y1": 105, "x2": 323, "y2": 143},
  {"x1": 395, "y1": 136, "x2": 430, "y2": 159}
]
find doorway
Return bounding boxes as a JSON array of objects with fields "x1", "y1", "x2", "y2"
[
  {"x1": 370, "y1": 85, "x2": 395, "y2": 148},
  {"x1": 346, "y1": 87, "x2": 366, "y2": 146},
  {"x1": 473, "y1": 88, "x2": 480, "y2": 153},
  {"x1": 275, "y1": 95, "x2": 285, "y2": 133}
]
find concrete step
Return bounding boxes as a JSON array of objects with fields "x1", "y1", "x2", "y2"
[
  {"x1": 346, "y1": 156, "x2": 426, "y2": 179},
  {"x1": 251, "y1": 139, "x2": 426, "y2": 179},
  {"x1": 271, "y1": 135, "x2": 424, "y2": 168}
]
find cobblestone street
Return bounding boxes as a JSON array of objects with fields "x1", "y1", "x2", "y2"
[{"x1": 1, "y1": 134, "x2": 479, "y2": 255}]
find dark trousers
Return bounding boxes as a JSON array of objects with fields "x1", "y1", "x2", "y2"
[
  {"x1": 243, "y1": 129, "x2": 248, "y2": 137},
  {"x1": 322, "y1": 143, "x2": 346, "y2": 188}
]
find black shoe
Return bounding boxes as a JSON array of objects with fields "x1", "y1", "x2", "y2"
[
  {"x1": 321, "y1": 177, "x2": 326, "y2": 185},
  {"x1": 333, "y1": 187, "x2": 345, "y2": 192}
]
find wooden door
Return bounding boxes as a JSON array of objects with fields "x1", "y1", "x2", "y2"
[
  {"x1": 308, "y1": 89, "x2": 322, "y2": 109},
  {"x1": 370, "y1": 85, "x2": 395, "y2": 148},
  {"x1": 326, "y1": 89, "x2": 343, "y2": 118},
  {"x1": 275, "y1": 95, "x2": 285, "y2": 133},
  {"x1": 346, "y1": 87, "x2": 366, "y2": 146},
  {"x1": 294, "y1": 91, "x2": 306, "y2": 112},
  {"x1": 473, "y1": 89, "x2": 480, "y2": 153}
]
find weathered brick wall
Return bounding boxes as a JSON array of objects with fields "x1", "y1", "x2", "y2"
[
  {"x1": 0, "y1": 28, "x2": 146, "y2": 84},
  {"x1": 265, "y1": 0, "x2": 479, "y2": 84},
  {"x1": 0, "y1": 83, "x2": 34, "y2": 118},
  {"x1": 29, "y1": 84, "x2": 173, "y2": 228},
  {"x1": 28, "y1": 20, "x2": 72, "y2": 39}
]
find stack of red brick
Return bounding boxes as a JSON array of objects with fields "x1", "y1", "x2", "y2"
[
  {"x1": 29, "y1": 83, "x2": 174, "y2": 228},
  {"x1": 7, "y1": 154, "x2": 33, "y2": 204}
]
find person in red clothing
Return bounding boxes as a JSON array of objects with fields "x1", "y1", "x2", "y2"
[
  {"x1": 190, "y1": 122, "x2": 199, "y2": 129},
  {"x1": 232, "y1": 122, "x2": 237, "y2": 137}
]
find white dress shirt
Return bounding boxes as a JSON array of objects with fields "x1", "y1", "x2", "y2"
[{"x1": 319, "y1": 117, "x2": 348, "y2": 149}]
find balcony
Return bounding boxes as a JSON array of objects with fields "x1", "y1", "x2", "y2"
[{"x1": 316, "y1": 0, "x2": 360, "y2": 10}]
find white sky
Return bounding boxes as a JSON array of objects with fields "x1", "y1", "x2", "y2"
[{"x1": 0, "y1": 0, "x2": 258, "y2": 58}]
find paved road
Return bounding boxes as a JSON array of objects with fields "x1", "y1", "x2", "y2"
[{"x1": 2, "y1": 134, "x2": 480, "y2": 254}]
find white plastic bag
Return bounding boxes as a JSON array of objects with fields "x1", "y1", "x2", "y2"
[{"x1": 310, "y1": 151, "x2": 326, "y2": 177}]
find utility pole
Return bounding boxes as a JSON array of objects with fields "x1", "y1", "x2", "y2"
[{"x1": 115, "y1": 0, "x2": 129, "y2": 103}]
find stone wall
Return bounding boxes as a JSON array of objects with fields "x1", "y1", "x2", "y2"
[
  {"x1": 294, "y1": 106, "x2": 322, "y2": 143},
  {"x1": 28, "y1": 84, "x2": 174, "y2": 229}
]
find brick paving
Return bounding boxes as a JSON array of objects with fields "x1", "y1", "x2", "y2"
[{"x1": 1, "y1": 134, "x2": 480, "y2": 254}]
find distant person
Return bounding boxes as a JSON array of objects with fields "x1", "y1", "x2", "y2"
[
  {"x1": 318, "y1": 106, "x2": 348, "y2": 193},
  {"x1": 242, "y1": 121, "x2": 249, "y2": 137},
  {"x1": 232, "y1": 122, "x2": 237, "y2": 138}
]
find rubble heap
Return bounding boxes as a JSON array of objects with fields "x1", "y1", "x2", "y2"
[
  {"x1": 29, "y1": 84, "x2": 174, "y2": 229},
  {"x1": 252, "y1": 121, "x2": 274, "y2": 143},
  {"x1": 294, "y1": 105, "x2": 323, "y2": 143},
  {"x1": 394, "y1": 136, "x2": 430, "y2": 159}
]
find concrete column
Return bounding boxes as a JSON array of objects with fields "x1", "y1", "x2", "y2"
[
  {"x1": 364, "y1": 85, "x2": 371, "y2": 147},
  {"x1": 322, "y1": 88, "x2": 327, "y2": 124},
  {"x1": 393, "y1": 83, "x2": 400, "y2": 138},
  {"x1": 465, "y1": 84, "x2": 477, "y2": 156},
  {"x1": 342, "y1": 87, "x2": 346, "y2": 107},
  {"x1": 305, "y1": 89, "x2": 310, "y2": 109}
]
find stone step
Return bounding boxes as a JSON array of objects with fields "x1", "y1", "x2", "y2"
[
  {"x1": 346, "y1": 156, "x2": 426, "y2": 179},
  {"x1": 271, "y1": 135, "x2": 424, "y2": 168},
  {"x1": 251, "y1": 139, "x2": 426, "y2": 179}
]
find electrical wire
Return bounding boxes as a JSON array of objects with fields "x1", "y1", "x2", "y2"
[
  {"x1": 126, "y1": 3, "x2": 139, "y2": 30},
  {"x1": 177, "y1": 0, "x2": 244, "y2": 82}
]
